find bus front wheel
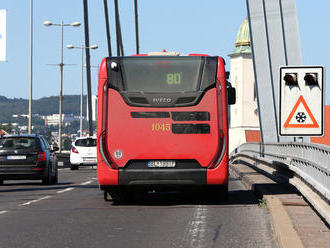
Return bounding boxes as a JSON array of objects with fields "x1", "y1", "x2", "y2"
[{"x1": 104, "y1": 188, "x2": 131, "y2": 203}]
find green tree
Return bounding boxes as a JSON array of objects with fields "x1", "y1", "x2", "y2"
[
  {"x1": 63, "y1": 137, "x2": 72, "y2": 151},
  {"x1": 0, "y1": 124, "x2": 12, "y2": 133}
]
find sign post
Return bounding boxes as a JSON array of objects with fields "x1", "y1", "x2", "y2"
[{"x1": 279, "y1": 66, "x2": 325, "y2": 136}]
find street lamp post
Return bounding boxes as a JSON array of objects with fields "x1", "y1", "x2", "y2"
[
  {"x1": 44, "y1": 20, "x2": 80, "y2": 152},
  {"x1": 28, "y1": 0, "x2": 33, "y2": 134},
  {"x1": 66, "y1": 44, "x2": 98, "y2": 137},
  {"x1": 83, "y1": 64, "x2": 99, "y2": 132}
]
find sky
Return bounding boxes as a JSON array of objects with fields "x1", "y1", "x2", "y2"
[{"x1": 0, "y1": 0, "x2": 329, "y2": 105}]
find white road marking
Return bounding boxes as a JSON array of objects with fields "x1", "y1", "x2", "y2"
[
  {"x1": 183, "y1": 206, "x2": 208, "y2": 248},
  {"x1": 58, "y1": 168, "x2": 70, "y2": 171},
  {"x1": 80, "y1": 180, "x2": 93, "y2": 185},
  {"x1": 91, "y1": 177, "x2": 97, "y2": 180},
  {"x1": 15, "y1": 178, "x2": 95, "y2": 208},
  {"x1": 20, "y1": 196, "x2": 52, "y2": 206},
  {"x1": 0, "y1": 210, "x2": 8, "y2": 215},
  {"x1": 56, "y1": 187, "x2": 74, "y2": 194}
]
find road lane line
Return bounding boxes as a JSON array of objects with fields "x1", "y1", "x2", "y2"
[
  {"x1": 0, "y1": 210, "x2": 8, "y2": 215},
  {"x1": 80, "y1": 180, "x2": 93, "y2": 185},
  {"x1": 183, "y1": 206, "x2": 208, "y2": 248},
  {"x1": 56, "y1": 187, "x2": 74, "y2": 194},
  {"x1": 20, "y1": 196, "x2": 52, "y2": 206}
]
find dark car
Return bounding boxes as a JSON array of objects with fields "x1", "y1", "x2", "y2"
[{"x1": 0, "y1": 134, "x2": 58, "y2": 185}]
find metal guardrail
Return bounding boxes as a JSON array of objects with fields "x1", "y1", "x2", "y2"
[{"x1": 230, "y1": 142, "x2": 330, "y2": 202}]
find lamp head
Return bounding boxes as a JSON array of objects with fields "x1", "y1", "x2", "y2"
[
  {"x1": 43, "y1": 21, "x2": 52, "y2": 27},
  {"x1": 71, "y1": 22, "x2": 81, "y2": 27},
  {"x1": 66, "y1": 44, "x2": 74, "y2": 49}
]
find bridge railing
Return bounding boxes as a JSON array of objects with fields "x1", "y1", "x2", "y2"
[{"x1": 230, "y1": 142, "x2": 330, "y2": 202}]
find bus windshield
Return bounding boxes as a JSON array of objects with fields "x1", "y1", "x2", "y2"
[{"x1": 121, "y1": 57, "x2": 202, "y2": 93}]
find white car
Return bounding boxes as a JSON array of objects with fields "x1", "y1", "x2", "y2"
[{"x1": 69, "y1": 136, "x2": 97, "y2": 170}]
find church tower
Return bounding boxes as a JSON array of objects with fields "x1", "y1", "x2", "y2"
[{"x1": 228, "y1": 18, "x2": 260, "y2": 153}]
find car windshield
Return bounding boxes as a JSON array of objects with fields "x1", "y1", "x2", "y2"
[
  {"x1": 0, "y1": 137, "x2": 38, "y2": 150},
  {"x1": 75, "y1": 138, "x2": 96, "y2": 147}
]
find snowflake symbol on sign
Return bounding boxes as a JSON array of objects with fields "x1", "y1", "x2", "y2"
[{"x1": 296, "y1": 112, "x2": 307, "y2": 123}]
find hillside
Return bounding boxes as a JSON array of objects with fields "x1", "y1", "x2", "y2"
[{"x1": 0, "y1": 95, "x2": 87, "y2": 123}]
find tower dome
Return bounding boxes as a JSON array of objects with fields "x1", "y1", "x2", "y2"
[{"x1": 232, "y1": 17, "x2": 251, "y2": 54}]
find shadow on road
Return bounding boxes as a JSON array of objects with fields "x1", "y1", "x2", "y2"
[
  {"x1": 105, "y1": 188, "x2": 260, "y2": 207},
  {"x1": 0, "y1": 182, "x2": 75, "y2": 193},
  {"x1": 231, "y1": 160, "x2": 299, "y2": 197}
]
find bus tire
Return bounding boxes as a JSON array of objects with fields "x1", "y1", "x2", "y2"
[
  {"x1": 216, "y1": 185, "x2": 228, "y2": 201},
  {"x1": 207, "y1": 185, "x2": 228, "y2": 202},
  {"x1": 104, "y1": 191, "x2": 111, "y2": 201},
  {"x1": 108, "y1": 188, "x2": 133, "y2": 204},
  {"x1": 109, "y1": 190, "x2": 122, "y2": 203}
]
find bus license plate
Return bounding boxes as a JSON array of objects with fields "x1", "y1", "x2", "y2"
[
  {"x1": 83, "y1": 158, "x2": 96, "y2": 162},
  {"x1": 147, "y1": 160, "x2": 176, "y2": 168}
]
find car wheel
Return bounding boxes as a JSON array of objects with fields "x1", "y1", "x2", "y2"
[
  {"x1": 54, "y1": 168, "x2": 58, "y2": 184},
  {"x1": 70, "y1": 164, "x2": 78, "y2": 170},
  {"x1": 42, "y1": 174, "x2": 51, "y2": 185},
  {"x1": 51, "y1": 166, "x2": 58, "y2": 184},
  {"x1": 42, "y1": 166, "x2": 52, "y2": 185}
]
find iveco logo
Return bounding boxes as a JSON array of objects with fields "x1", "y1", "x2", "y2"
[{"x1": 152, "y1": 97, "x2": 172, "y2": 103}]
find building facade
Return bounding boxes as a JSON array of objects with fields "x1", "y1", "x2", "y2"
[
  {"x1": 228, "y1": 18, "x2": 260, "y2": 153},
  {"x1": 44, "y1": 114, "x2": 78, "y2": 127}
]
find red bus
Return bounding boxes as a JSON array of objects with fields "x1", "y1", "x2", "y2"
[{"x1": 97, "y1": 51, "x2": 235, "y2": 202}]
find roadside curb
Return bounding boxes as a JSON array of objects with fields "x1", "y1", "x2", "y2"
[
  {"x1": 264, "y1": 195, "x2": 304, "y2": 248},
  {"x1": 230, "y1": 153, "x2": 330, "y2": 226},
  {"x1": 229, "y1": 164, "x2": 304, "y2": 248}
]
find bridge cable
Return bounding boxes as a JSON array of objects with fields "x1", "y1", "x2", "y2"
[
  {"x1": 103, "y1": 0, "x2": 112, "y2": 57},
  {"x1": 134, "y1": 0, "x2": 140, "y2": 54},
  {"x1": 118, "y1": 16, "x2": 124, "y2": 56},
  {"x1": 114, "y1": 0, "x2": 124, "y2": 56},
  {"x1": 83, "y1": 0, "x2": 94, "y2": 136}
]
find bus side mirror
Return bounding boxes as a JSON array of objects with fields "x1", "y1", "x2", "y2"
[
  {"x1": 110, "y1": 62, "x2": 119, "y2": 72},
  {"x1": 228, "y1": 87, "x2": 236, "y2": 105},
  {"x1": 225, "y1": 71, "x2": 230, "y2": 79},
  {"x1": 227, "y1": 82, "x2": 236, "y2": 105}
]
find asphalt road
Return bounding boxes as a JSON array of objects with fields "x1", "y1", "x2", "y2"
[{"x1": 0, "y1": 167, "x2": 275, "y2": 248}]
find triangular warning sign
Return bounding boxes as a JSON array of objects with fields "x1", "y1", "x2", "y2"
[{"x1": 284, "y1": 95, "x2": 319, "y2": 128}]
